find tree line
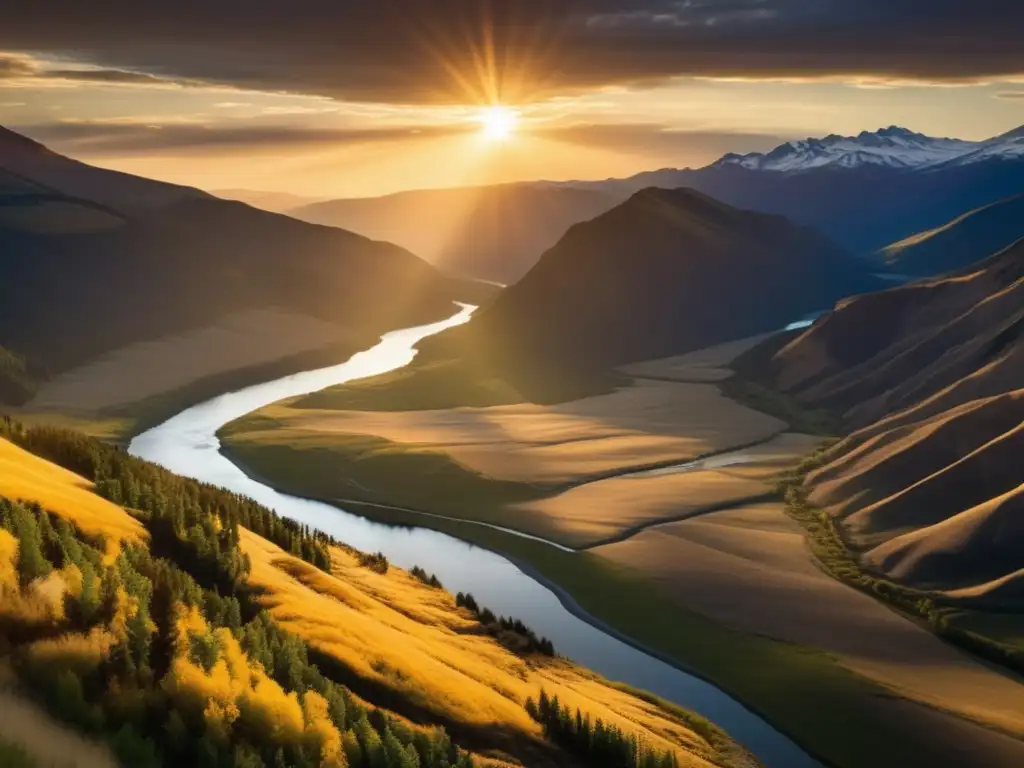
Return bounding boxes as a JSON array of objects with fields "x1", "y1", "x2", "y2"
[
  {"x1": 455, "y1": 592, "x2": 555, "y2": 656},
  {"x1": 526, "y1": 690, "x2": 680, "y2": 768}
]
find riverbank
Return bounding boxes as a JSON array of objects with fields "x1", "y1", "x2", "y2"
[{"x1": 222, "y1": 445, "x2": 1023, "y2": 768}]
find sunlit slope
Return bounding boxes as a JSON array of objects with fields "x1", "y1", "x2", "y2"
[
  {"x1": 240, "y1": 530, "x2": 749, "y2": 768},
  {"x1": 0, "y1": 437, "x2": 145, "y2": 549},
  {"x1": 880, "y1": 194, "x2": 1024, "y2": 277},
  {"x1": 0, "y1": 430, "x2": 750, "y2": 768},
  {"x1": 739, "y1": 238, "x2": 1024, "y2": 602}
]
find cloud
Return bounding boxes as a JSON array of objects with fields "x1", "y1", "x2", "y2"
[
  {"x1": 535, "y1": 122, "x2": 787, "y2": 163},
  {"x1": 0, "y1": 50, "x2": 207, "y2": 89},
  {"x1": 12, "y1": 120, "x2": 470, "y2": 155},
  {"x1": 0, "y1": 1, "x2": 1020, "y2": 104},
  {"x1": 995, "y1": 91, "x2": 1024, "y2": 99}
]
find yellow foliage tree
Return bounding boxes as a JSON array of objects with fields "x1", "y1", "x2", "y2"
[
  {"x1": 0, "y1": 529, "x2": 18, "y2": 592},
  {"x1": 302, "y1": 690, "x2": 347, "y2": 767}
]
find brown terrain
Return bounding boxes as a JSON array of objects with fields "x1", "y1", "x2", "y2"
[{"x1": 742, "y1": 237, "x2": 1023, "y2": 600}]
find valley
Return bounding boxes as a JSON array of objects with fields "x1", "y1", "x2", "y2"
[{"x1": 1, "y1": 76, "x2": 1022, "y2": 768}]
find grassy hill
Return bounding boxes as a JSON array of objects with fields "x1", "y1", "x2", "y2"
[
  {"x1": 879, "y1": 194, "x2": 1024, "y2": 277},
  {"x1": 0, "y1": 420, "x2": 749, "y2": 768}
]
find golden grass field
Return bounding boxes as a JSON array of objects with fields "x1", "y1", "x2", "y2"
[
  {"x1": 242, "y1": 377, "x2": 785, "y2": 486},
  {"x1": 240, "y1": 530, "x2": 750, "y2": 768},
  {"x1": 25, "y1": 309, "x2": 357, "y2": 416},
  {"x1": 0, "y1": 437, "x2": 145, "y2": 553},
  {"x1": 514, "y1": 432, "x2": 820, "y2": 547},
  {"x1": 597, "y1": 500, "x2": 1024, "y2": 746}
]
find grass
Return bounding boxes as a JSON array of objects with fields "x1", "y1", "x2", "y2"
[
  {"x1": 0, "y1": 740, "x2": 36, "y2": 768},
  {"x1": 220, "y1": 421, "x2": 553, "y2": 530},
  {"x1": 240, "y1": 529, "x2": 739, "y2": 768},
  {"x1": 0, "y1": 437, "x2": 146, "y2": 552},
  {"x1": 298, "y1": 499, "x2": 978, "y2": 768},
  {"x1": 777, "y1": 452, "x2": 1024, "y2": 677},
  {"x1": 292, "y1": 356, "x2": 623, "y2": 413},
  {"x1": 718, "y1": 378, "x2": 840, "y2": 436}
]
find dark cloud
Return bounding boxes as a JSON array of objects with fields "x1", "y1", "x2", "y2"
[
  {"x1": 0, "y1": 1, "x2": 1021, "y2": 103},
  {"x1": 13, "y1": 120, "x2": 469, "y2": 155},
  {"x1": 0, "y1": 51, "x2": 190, "y2": 86}
]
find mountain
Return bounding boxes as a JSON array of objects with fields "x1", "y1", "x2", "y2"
[
  {"x1": 214, "y1": 188, "x2": 326, "y2": 213},
  {"x1": 573, "y1": 126, "x2": 1024, "y2": 257},
  {"x1": 736, "y1": 238, "x2": 1024, "y2": 603},
  {"x1": 0, "y1": 125, "x2": 204, "y2": 211},
  {"x1": 430, "y1": 187, "x2": 883, "y2": 375},
  {"x1": 289, "y1": 183, "x2": 619, "y2": 284},
  {"x1": 710, "y1": 126, "x2": 1013, "y2": 173},
  {"x1": 880, "y1": 194, "x2": 1024, "y2": 277},
  {"x1": 0, "y1": 126, "x2": 465, "y2": 404},
  {"x1": 301, "y1": 126, "x2": 1024, "y2": 283}
]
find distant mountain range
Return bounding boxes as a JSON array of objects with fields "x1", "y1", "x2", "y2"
[
  {"x1": 289, "y1": 184, "x2": 619, "y2": 285},
  {"x1": 0, "y1": 125, "x2": 466, "y2": 404},
  {"x1": 427, "y1": 187, "x2": 883, "y2": 376},
  {"x1": 283, "y1": 125, "x2": 1024, "y2": 284}
]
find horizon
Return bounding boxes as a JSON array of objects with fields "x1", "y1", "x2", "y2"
[{"x1": 1, "y1": 2, "x2": 1022, "y2": 198}]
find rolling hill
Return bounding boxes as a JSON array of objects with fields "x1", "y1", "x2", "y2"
[
  {"x1": 0, "y1": 125, "x2": 467, "y2": 413},
  {"x1": 737, "y1": 237, "x2": 1024, "y2": 603},
  {"x1": 429, "y1": 187, "x2": 882, "y2": 376},
  {"x1": 0, "y1": 422, "x2": 749, "y2": 768},
  {"x1": 879, "y1": 194, "x2": 1024, "y2": 277},
  {"x1": 291, "y1": 184, "x2": 618, "y2": 285}
]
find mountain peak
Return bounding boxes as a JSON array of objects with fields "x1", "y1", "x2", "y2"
[{"x1": 711, "y1": 126, "x2": 992, "y2": 173}]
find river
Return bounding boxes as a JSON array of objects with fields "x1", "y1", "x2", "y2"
[{"x1": 129, "y1": 303, "x2": 817, "y2": 768}]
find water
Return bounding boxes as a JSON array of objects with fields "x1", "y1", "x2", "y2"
[{"x1": 130, "y1": 304, "x2": 817, "y2": 768}]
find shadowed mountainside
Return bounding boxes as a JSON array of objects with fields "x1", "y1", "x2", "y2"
[
  {"x1": 0, "y1": 126, "x2": 468, "y2": 403},
  {"x1": 426, "y1": 187, "x2": 882, "y2": 376}
]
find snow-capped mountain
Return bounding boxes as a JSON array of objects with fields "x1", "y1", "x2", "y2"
[{"x1": 713, "y1": 126, "x2": 1018, "y2": 173}]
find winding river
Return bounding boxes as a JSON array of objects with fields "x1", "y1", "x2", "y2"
[{"x1": 129, "y1": 304, "x2": 817, "y2": 768}]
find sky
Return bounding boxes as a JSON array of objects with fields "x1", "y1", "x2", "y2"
[{"x1": 1, "y1": 1, "x2": 1021, "y2": 200}]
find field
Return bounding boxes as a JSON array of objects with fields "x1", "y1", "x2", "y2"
[
  {"x1": 22, "y1": 310, "x2": 361, "y2": 436},
  {"x1": 220, "y1": 332, "x2": 1024, "y2": 767},
  {"x1": 597, "y1": 502, "x2": 1024, "y2": 742},
  {"x1": 0, "y1": 437, "x2": 145, "y2": 552},
  {"x1": 222, "y1": 374, "x2": 790, "y2": 547}
]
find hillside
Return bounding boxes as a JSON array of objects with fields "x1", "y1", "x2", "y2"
[
  {"x1": 0, "y1": 421, "x2": 749, "y2": 768},
  {"x1": 0, "y1": 126, "x2": 467, "y2": 421},
  {"x1": 879, "y1": 194, "x2": 1024, "y2": 277},
  {"x1": 736, "y1": 238, "x2": 1024, "y2": 605},
  {"x1": 430, "y1": 187, "x2": 882, "y2": 375},
  {"x1": 291, "y1": 184, "x2": 618, "y2": 284}
]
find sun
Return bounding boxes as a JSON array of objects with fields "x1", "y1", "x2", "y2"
[{"x1": 477, "y1": 106, "x2": 518, "y2": 141}]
